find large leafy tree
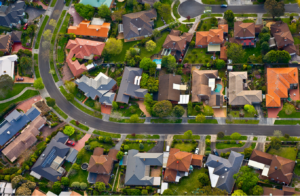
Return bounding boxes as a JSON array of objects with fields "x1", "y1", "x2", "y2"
[
  {"x1": 146, "y1": 77, "x2": 159, "y2": 93},
  {"x1": 226, "y1": 43, "x2": 245, "y2": 63},
  {"x1": 234, "y1": 166, "x2": 259, "y2": 194},
  {"x1": 198, "y1": 173, "x2": 209, "y2": 185},
  {"x1": 196, "y1": 114, "x2": 206, "y2": 123},
  {"x1": 203, "y1": 105, "x2": 214, "y2": 116},
  {"x1": 184, "y1": 130, "x2": 193, "y2": 139},
  {"x1": 98, "y1": 5, "x2": 111, "y2": 20},
  {"x1": 264, "y1": 0, "x2": 285, "y2": 19},
  {"x1": 139, "y1": 57, "x2": 157, "y2": 71},
  {"x1": 63, "y1": 126, "x2": 75, "y2": 136},
  {"x1": 162, "y1": 55, "x2": 177, "y2": 72},
  {"x1": 224, "y1": 10, "x2": 234, "y2": 22},
  {"x1": 52, "y1": 181, "x2": 62, "y2": 194},
  {"x1": 0, "y1": 74, "x2": 14, "y2": 99},
  {"x1": 263, "y1": 50, "x2": 291, "y2": 63},
  {"x1": 172, "y1": 105, "x2": 185, "y2": 117},
  {"x1": 270, "y1": 137, "x2": 281, "y2": 150},
  {"x1": 34, "y1": 78, "x2": 45, "y2": 90},
  {"x1": 20, "y1": 56, "x2": 32, "y2": 70},
  {"x1": 104, "y1": 38, "x2": 123, "y2": 55},
  {"x1": 232, "y1": 189, "x2": 247, "y2": 196},
  {"x1": 162, "y1": 189, "x2": 173, "y2": 195},
  {"x1": 244, "y1": 147, "x2": 253, "y2": 159},
  {"x1": 153, "y1": 100, "x2": 172, "y2": 117},
  {"x1": 95, "y1": 182, "x2": 106, "y2": 192},
  {"x1": 252, "y1": 185, "x2": 264, "y2": 195},
  {"x1": 231, "y1": 132, "x2": 241, "y2": 140},
  {"x1": 145, "y1": 40, "x2": 156, "y2": 51},
  {"x1": 244, "y1": 104, "x2": 256, "y2": 114},
  {"x1": 75, "y1": 3, "x2": 95, "y2": 20}
]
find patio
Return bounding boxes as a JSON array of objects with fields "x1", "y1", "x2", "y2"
[
  {"x1": 16, "y1": 95, "x2": 42, "y2": 112},
  {"x1": 12, "y1": 43, "x2": 32, "y2": 53},
  {"x1": 150, "y1": 166, "x2": 162, "y2": 177}
]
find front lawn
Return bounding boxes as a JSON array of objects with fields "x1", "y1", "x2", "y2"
[
  {"x1": 0, "y1": 84, "x2": 32, "y2": 101},
  {"x1": 84, "y1": 98, "x2": 101, "y2": 112},
  {"x1": 93, "y1": 130, "x2": 121, "y2": 138},
  {"x1": 217, "y1": 135, "x2": 248, "y2": 140},
  {"x1": 251, "y1": 142, "x2": 256, "y2": 149},
  {"x1": 126, "y1": 143, "x2": 156, "y2": 152},
  {"x1": 173, "y1": 142, "x2": 198, "y2": 152},
  {"x1": 175, "y1": 24, "x2": 189, "y2": 32},
  {"x1": 216, "y1": 142, "x2": 245, "y2": 149},
  {"x1": 126, "y1": 134, "x2": 160, "y2": 139},
  {"x1": 0, "y1": 90, "x2": 39, "y2": 111},
  {"x1": 277, "y1": 109, "x2": 300, "y2": 118},
  {"x1": 112, "y1": 102, "x2": 143, "y2": 117},
  {"x1": 267, "y1": 147, "x2": 297, "y2": 160},
  {"x1": 226, "y1": 119, "x2": 259, "y2": 124},
  {"x1": 274, "y1": 120, "x2": 300, "y2": 125},
  {"x1": 89, "y1": 141, "x2": 114, "y2": 150},
  {"x1": 70, "y1": 120, "x2": 89, "y2": 131},
  {"x1": 188, "y1": 119, "x2": 218, "y2": 124},
  {"x1": 151, "y1": 119, "x2": 182, "y2": 123},
  {"x1": 173, "y1": 135, "x2": 200, "y2": 140},
  {"x1": 229, "y1": 109, "x2": 256, "y2": 117},
  {"x1": 184, "y1": 48, "x2": 215, "y2": 64},
  {"x1": 202, "y1": 0, "x2": 226, "y2": 4}
]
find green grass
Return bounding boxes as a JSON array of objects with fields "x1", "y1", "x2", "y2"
[
  {"x1": 251, "y1": 142, "x2": 256, "y2": 149},
  {"x1": 65, "y1": 0, "x2": 72, "y2": 6},
  {"x1": 234, "y1": 14, "x2": 257, "y2": 17},
  {"x1": 173, "y1": 0, "x2": 180, "y2": 19},
  {"x1": 49, "y1": 48, "x2": 59, "y2": 82},
  {"x1": 60, "y1": 13, "x2": 70, "y2": 34},
  {"x1": 63, "y1": 162, "x2": 72, "y2": 172},
  {"x1": 243, "y1": 19, "x2": 255, "y2": 23},
  {"x1": 69, "y1": 149, "x2": 92, "y2": 184},
  {"x1": 294, "y1": 36, "x2": 300, "y2": 45},
  {"x1": 175, "y1": 24, "x2": 189, "y2": 33},
  {"x1": 35, "y1": 15, "x2": 49, "y2": 49},
  {"x1": 242, "y1": 43, "x2": 262, "y2": 63},
  {"x1": 59, "y1": 86, "x2": 102, "y2": 119},
  {"x1": 0, "y1": 90, "x2": 39, "y2": 111},
  {"x1": 154, "y1": 13, "x2": 165, "y2": 28},
  {"x1": 173, "y1": 135, "x2": 200, "y2": 139},
  {"x1": 126, "y1": 143, "x2": 156, "y2": 152},
  {"x1": 274, "y1": 120, "x2": 300, "y2": 125},
  {"x1": 50, "y1": 0, "x2": 57, "y2": 7},
  {"x1": 53, "y1": 105, "x2": 68, "y2": 119},
  {"x1": 89, "y1": 141, "x2": 114, "y2": 149},
  {"x1": 201, "y1": 0, "x2": 226, "y2": 4},
  {"x1": 51, "y1": 10, "x2": 66, "y2": 44},
  {"x1": 284, "y1": 13, "x2": 298, "y2": 16},
  {"x1": 266, "y1": 136, "x2": 300, "y2": 141},
  {"x1": 34, "y1": 54, "x2": 40, "y2": 78},
  {"x1": 201, "y1": 14, "x2": 223, "y2": 19},
  {"x1": 267, "y1": 147, "x2": 297, "y2": 160},
  {"x1": 182, "y1": 18, "x2": 195, "y2": 22},
  {"x1": 0, "y1": 84, "x2": 32, "y2": 101},
  {"x1": 284, "y1": 0, "x2": 296, "y2": 3},
  {"x1": 69, "y1": 129, "x2": 86, "y2": 141},
  {"x1": 217, "y1": 135, "x2": 248, "y2": 140},
  {"x1": 151, "y1": 119, "x2": 182, "y2": 123},
  {"x1": 226, "y1": 119, "x2": 259, "y2": 124},
  {"x1": 70, "y1": 120, "x2": 89, "y2": 131},
  {"x1": 84, "y1": 98, "x2": 101, "y2": 112},
  {"x1": 169, "y1": 169, "x2": 206, "y2": 195},
  {"x1": 113, "y1": 166, "x2": 121, "y2": 192},
  {"x1": 263, "y1": 13, "x2": 272, "y2": 17},
  {"x1": 109, "y1": 117, "x2": 145, "y2": 123},
  {"x1": 93, "y1": 130, "x2": 121, "y2": 138},
  {"x1": 173, "y1": 143, "x2": 198, "y2": 152},
  {"x1": 216, "y1": 142, "x2": 245, "y2": 149},
  {"x1": 229, "y1": 110, "x2": 255, "y2": 117},
  {"x1": 277, "y1": 110, "x2": 300, "y2": 118},
  {"x1": 126, "y1": 134, "x2": 160, "y2": 139},
  {"x1": 188, "y1": 119, "x2": 218, "y2": 124},
  {"x1": 253, "y1": 137, "x2": 257, "y2": 141},
  {"x1": 184, "y1": 48, "x2": 215, "y2": 64},
  {"x1": 112, "y1": 103, "x2": 142, "y2": 117}
]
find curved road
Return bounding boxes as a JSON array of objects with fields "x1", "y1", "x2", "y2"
[
  {"x1": 39, "y1": 0, "x2": 300, "y2": 136},
  {"x1": 179, "y1": 0, "x2": 300, "y2": 18}
]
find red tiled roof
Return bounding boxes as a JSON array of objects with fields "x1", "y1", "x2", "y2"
[{"x1": 166, "y1": 148, "x2": 192, "y2": 172}]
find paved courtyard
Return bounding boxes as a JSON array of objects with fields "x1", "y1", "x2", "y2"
[
  {"x1": 68, "y1": 5, "x2": 83, "y2": 26},
  {"x1": 12, "y1": 43, "x2": 32, "y2": 53},
  {"x1": 16, "y1": 95, "x2": 42, "y2": 112}
]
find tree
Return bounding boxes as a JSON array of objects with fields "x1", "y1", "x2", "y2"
[
  {"x1": 172, "y1": 105, "x2": 185, "y2": 117},
  {"x1": 231, "y1": 132, "x2": 241, "y2": 140},
  {"x1": 195, "y1": 114, "x2": 206, "y2": 123},
  {"x1": 146, "y1": 77, "x2": 159, "y2": 92},
  {"x1": 95, "y1": 182, "x2": 105, "y2": 192},
  {"x1": 197, "y1": 186, "x2": 228, "y2": 195},
  {"x1": 144, "y1": 3, "x2": 151, "y2": 10},
  {"x1": 145, "y1": 40, "x2": 156, "y2": 51},
  {"x1": 233, "y1": 166, "x2": 259, "y2": 193},
  {"x1": 244, "y1": 147, "x2": 253, "y2": 159},
  {"x1": 283, "y1": 103, "x2": 296, "y2": 115},
  {"x1": 217, "y1": 132, "x2": 224, "y2": 138},
  {"x1": 80, "y1": 182, "x2": 87, "y2": 190},
  {"x1": 203, "y1": 105, "x2": 214, "y2": 116},
  {"x1": 226, "y1": 43, "x2": 246, "y2": 63},
  {"x1": 224, "y1": 10, "x2": 234, "y2": 22},
  {"x1": 139, "y1": 143, "x2": 144, "y2": 150},
  {"x1": 104, "y1": 38, "x2": 123, "y2": 55},
  {"x1": 264, "y1": 0, "x2": 285, "y2": 19},
  {"x1": 65, "y1": 81, "x2": 76, "y2": 94},
  {"x1": 139, "y1": 57, "x2": 157, "y2": 71},
  {"x1": 112, "y1": 101, "x2": 118, "y2": 110},
  {"x1": 284, "y1": 134, "x2": 290, "y2": 139},
  {"x1": 42, "y1": 29, "x2": 52, "y2": 42},
  {"x1": 252, "y1": 185, "x2": 263, "y2": 195},
  {"x1": 244, "y1": 104, "x2": 256, "y2": 114},
  {"x1": 273, "y1": 130, "x2": 282, "y2": 137},
  {"x1": 127, "y1": 0, "x2": 138, "y2": 7},
  {"x1": 162, "y1": 189, "x2": 173, "y2": 195},
  {"x1": 153, "y1": 1, "x2": 162, "y2": 9},
  {"x1": 0, "y1": 74, "x2": 14, "y2": 98},
  {"x1": 129, "y1": 114, "x2": 139, "y2": 123},
  {"x1": 66, "y1": 93, "x2": 74, "y2": 101},
  {"x1": 184, "y1": 130, "x2": 193, "y2": 139},
  {"x1": 162, "y1": 55, "x2": 177, "y2": 72},
  {"x1": 63, "y1": 126, "x2": 75, "y2": 136},
  {"x1": 49, "y1": 19, "x2": 57, "y2": 29},
  {"x1": 270, "y1": 137, "x2": 281, "y2": 150},
  {"x1": 42, "y1": 41, "x2": 51, "y2": 49},
  {"x1": 261, "y1": 41, "x2": 270, "y2": 52},
  {"x1": 16, "y1": 186, "x2": 31, "y2": 196},
  {"x1": 111, "y1": 8, "x2": 125, "y2": 22},
  {"x1": 75, "y1": 3, "x2": 95, "y2": 20},
  {"x1": 20, "y1": 56, "x2": 32, "y2": 70},
  {"x1": 33, "y1": 78, "x2": 44, "y2": 90},
  {"x1": 61, "y1": 177, "x2": 69, "y2": 186},
  {"x1": 46, "y1": 98, "x2": 56, "y2": 107},
  {"x1": 98, "y1": 5, "x2": 111, "y2": 20},
  {"x1": 215, "y1": 59, "x2": 225, "y2": 69},
  {"x1": 52, "y1": 181, "x2": 62, "y2": 194},
  {"x1": 198, "y1": 173, "x2": 209, "y2": 185},
  {"x1": 71, "y1": 182, "x2": 80, "y2": 188},
  {"x1": 153, "y1": 29, "x2": 161, "y2": 39},
  {"x1": 11, "y1": 175, "x2": 25, "y2": 189},
  {"x1": 124, "y1": 145, "x2": 129, "y2": 151},
  {"x1": 116, "y1": 151, "x2": 124, "y2": 160},
  {"x1": 232, "y1": 189, "x2": 247, "y2": 196},
  {"x1": 141, "y1": 189, "x2": 148, "y2": 195},
  {"x1": 153, "y1": 100, "x2": 172, "y2": 117}
]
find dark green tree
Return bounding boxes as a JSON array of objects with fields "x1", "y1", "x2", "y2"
[
  {"x1": 98, "y1": 5, "x2": 111, "y2": 20},
  {"x1": 198, "y1": 173, "x2": 210, "y2": 185},
  {"x1": 75, "y1": 3, "x2": 95, "y2": 20},
  {"x1": 233, "y1": 166, "x2": 259, "y2": 194},
  {"x1": 264, "y1": 0, "x2": 285, "y2": 19},
  {"x1": 172, "y1": 105, "x2": 185, "y2": 117},
  {"x1": 153, "y1": 100, "x2": 172, "y2": 117}
]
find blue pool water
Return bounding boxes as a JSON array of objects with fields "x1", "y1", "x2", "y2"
[
  {"x1": 153, "y1": 59, "x2": 162, "y2": 65},
  {"x1": 215, "y1": 84, "x2": 222, "y2": 93}
]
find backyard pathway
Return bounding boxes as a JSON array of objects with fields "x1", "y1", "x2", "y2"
[
  {"x1": 137, "y1": 100, "x2": 151, "y2": 117},
  {"x1": 16, "y1": 95, "x2": 42, "y2": 112},
  {"x1": 71, "y1": 133, "x2": 91, "y2": 151},
  {"x1": 0, "y1": 87, "x2": 35, "y2": 104}
]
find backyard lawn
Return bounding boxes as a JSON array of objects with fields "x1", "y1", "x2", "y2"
[
  {"x1": 0, "y1": 84, "x2": 32, "y2": 101},
  {"x1": 173, "y1": 143, "x2": 198, "y2": 152},
  {"x1": 267, "y1": 147, "x2": 297, "y2": 160},
  {"x1": 242, "y1": 43, "x2": 262, "y2": 63},
  {"x1": 0, "y1": 90, "x2": 39, "y2": 111},
  {"x1": 126, "y1": 143, "x2": 156, "y2": 152},
  {"x1": 216, "y1": 142, "x2": 245, "y2": 149},
  {"x1": 184, "y1": 48, "x2": 215, "y2": 64}
]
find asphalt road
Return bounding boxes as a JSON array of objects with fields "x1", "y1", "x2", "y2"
[
  {"x1": 39, "y1": 1, "x2": 300, "y2": 136},
  {"x1": 178, "y1": 0, "x2": 300, "y2": 18}
]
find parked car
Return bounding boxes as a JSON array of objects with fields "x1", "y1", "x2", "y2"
[
  {"x1": 67, "y1": 140, "x2": 75, "y2": 146},
  {"x1": 23, "y1": 23, "x2": 28, "y2": 30},
  {"x1": 213, "y1": 149, "x2": 219, "y2": 156},
  {"x1": 195, "y1": 148, "x2": 199, "y2": 154},
  {"x1": 16, "y1": 77, "x2": 24, "y2": 81},
  {"x1": 221, "y1": 4, "x2": 227, "y2": 8}
]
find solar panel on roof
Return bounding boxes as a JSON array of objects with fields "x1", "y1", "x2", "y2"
[{"x1": 41, "y1": 149, "x2": 56, "y2": 168}]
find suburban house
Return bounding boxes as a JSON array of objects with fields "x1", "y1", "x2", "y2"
[
  {"x1": 162, "y1": 30, "x2": 193, "y2": 62},
  {"x1": 79, "y1": 0, "x2": 114, "y2": 8},
  {"x1": 0, "y1": 35, "x2": 12, "y2": 53},
  {"x1": 0, "y1": 55, "x2": 18, "y2": 79},
  {"x1": 263, "y1": 187, "x2": 300, "y2": 196},
  {"x1": 266, "y1": 68, "x2": 298, "y2": 108},
  {"x1": 68, "y1": 20, "x2": 110, "y2": 39},
  {"x1": 228, "y1": 72, "x2": 262, "y2": 106},
  {"x1": 230, "y1": 22, "x2": 255, "y2": 47},
  {"x1": 270, "y1": 21, "x2": 297, "y2": 56},
  {"x1": 87, "y1": 147, "x2": 119, "y2": 185},
  {"x1": 66, "y1": 38, "x2": 105, "y2": 77},
  {"x1": 163, "y1": 148, "x2": 203, "y2": 183},
  {"x1": 75, "y1": 72, "x2": 116, "y2": 105},
  {"x1": 192, "y1": 70, "x2": 224, "y2": 108},
  {"x1": 0, "y1": 106, "x2": 40, "y2": 147},
  {"x1": 2, "y1": 115, "x2": 46, "y2": 162},
  {"x1": 248, "y1": 150, "x2": 295, "y2": 184},
  {"x1": 32, "y1": 189, "x2": 82, "y2": 196},
  {"x1": 121, "y1": 9, "x2": 157, "y2": 42},
  {"x1": 116, "y1": 67, "x2": 148, "y2": 104},
  {"x1": 124, "y1": 150, "x2": 163, "y2": 186},
  {"x1": 31, "y1": 132, "x2": 78, "y2": 182},
  {"x1": 10, "y1": 31, "x2": 22, "y2": 43},
  {"x1": 206, "y1": 151, "x2": 244, "y2": 193},
  {"x1": 0, "y1": 1, "x2": 26, "y2": 28}
]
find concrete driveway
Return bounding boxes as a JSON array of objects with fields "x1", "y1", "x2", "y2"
[
  {"x1": 26, "y1": 7, "x2": 45, "y2": 21},
  {"x1": 148, "y1": 141, "x2": 164, "y2": 153}
]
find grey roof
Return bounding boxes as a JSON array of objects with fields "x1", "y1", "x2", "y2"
[
  {"x1": 87, "y1": 172, "x2": 97, "y2": 184},
  {"x1": 0, "y1": 1, "x2": 26, "y2": 27},
  {"x1": 125, "y1": 150, "x2": 163, "y2": 186},
  {"x1": 10, "y1": 31, "x2": 22, "y2": 42},
  {"x1": 0, "y1": 107, "x2": 40, "y2": 146},
  {"x1": 66, "y1": 148, "x2": 78, "y2": 163},
  {"x1": 75, "y1": 73, "x2": 116, "y2": 105},
  {"x1": 122, "y1": 9, "x2": 156, "y2": 40},
  {"x1": 116, "y1": 67, "x2": 148, "y2": 103},
  {"x1": 53, "y1": 132, "x2": 69, "y2": 144},
  {"x1": 31, "y1": 132, "x2": 74, "y2": 182},
  {"x1": 206, "y1": 151, "x2": 244, "y2": 193}
]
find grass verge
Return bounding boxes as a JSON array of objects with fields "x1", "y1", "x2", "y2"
[
  {"x1": 93, "y1": 130, "x2": 121, "y2": 138},
  {"x1": 126, "y1": 134, "x2": 160, "y2": 139},
  {"x1": 70, "y1": 120, "x2": 89, "y2": 131},
  {"x1": 188, "y1": 119, "x2": 218, "y2": 124},
  {"x1": 35, "y1": 15, "x2": 49, "y2": 49},
  {"x1": 173, "y1": 135, "x2": 200, "y2": 140},
  {"x1": 34, "y1": 54, "x2": 40, "y2": 78},
  {"x1": 274, "y1": 120, "x2": 300, "y2": 125},
  {"x1": 234, "y1": 14, "x2": 257, "y2": 17},
  {"x1": 217, "y1": 135, "x2": 248, "y2": 140},
  {"x1": 173, "y1": 0, "x2": 180, "y2": 18},
  {"x1": 109, "y1": 117, "x2": 145, "y2": 123},
  {"x1": 51, "y1": 10, "x2": 66, "y2": 44},
  {"x1": 151, "y1": 119, "x2": 182, "y2": 123},
  {"x1": 50, "y1": 0, "x2": 57, "y2": 7},
  {"x1": 182, "y1": 18, "x2": 195, "y2": 22},
  {"x1": 53, "y1": 105, "x2": 68, "y2": 119},
  {"x1": 226, "y1": 119, "x2": 259, "y2": 124}
]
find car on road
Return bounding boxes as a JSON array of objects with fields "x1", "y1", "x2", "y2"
[
  {"x1": 23, "y1": 23, "x2": 28, "y2": 30},
  {"x1": 213, "y1": 149, "x2": 219, "y2": 156},
  {"x1": 67, "y1": 140, "x2": 75, "y2": 146},
  {"x1": 16, "y1": 77, "x2": 24, "y2": 81},
  {"x1": 221, "y1": 4, "x2": 227, "y2": 8},
  {"x1": 195, "y1": 148, "x2": 199, "y2": 154}
]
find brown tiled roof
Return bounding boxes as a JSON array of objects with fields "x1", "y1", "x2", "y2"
[
  {"x1": 182, "y1": 32, "x2": 193, "y2": 42},
  {"x1": 163, "y1": 168, "x2": 177, "y2": 182},
  {"x1": 163, "y1": 34, "x2": 187, "y2": 51},
  {"x1": 263, "y1": 187, "x2": 284, "y2": 196},
  {"x1": 170, "y1": 29, "x2": 181, "y2": 36},
  {"x1": 191, "y1": 154, "x2": 203, "y2": 166},
  {"x1": 96, "y1": 174, "x2": 111, "y2": 185},
  {"x1": 158, "y1": 74, "x2": 181, "y2": 101},
  {"x1": 268, "y1": 155, "x2": 295, "y2": 184},
  {"x1": 0, "y1": 35, "x2": 11, "y2": 52},
  {"x1": 255, "y1": 24, "x2": 263, "y2": 34},
  {"x1": 284, "y1": 44, "x2": 297, "y2": 55},
  {"x1": 229, "y1": 37, "x2": 242, "y2": 44},
  {"x1": 220, "y1": 46, "x2": 227, "y2": 60},
  {"x1": 218, "y1": 24, "x2": 228, "y2": 33},
  {"x1": 207, "y1": 29, "x2": 223, "y2": 44},
  {"x1": 11, "y1": 31, "x2": 22, "y2": 42},
  {"x1": 93, "y1": 147, "x2": 104, "y2": 156},
  {"x1": 250, "y1": 149, "x2": 273, "y2": 165},
  {"x1": 169, "y1": 148, "x2": 180, "y2": 155},
  {"x1": 108, "y1": 149, "x2": 119, "y2": 161},
  {"x1": 282, "y1": 186, "x2": 300, "y2": 195},
  {"x1": 195, "y1": 31, "x2": 209, "y2": 46},
  {"x1": 274, "y1": 31, "x2": 294, "y2": 48},
  {"x1": 271, "y1": 21, "x2": 290, "y2": 35},
  {"x1": 234, "y1": 21, "x2": 255, "y2": 38},
  {"x1": 166, "y1": 148, "x2": 192, "y2": 172},
  {"x1": 32, "y1": 189, "x2": 46, "y2": 196},
  {"x1": 87, "y1": 155, "x2": 113, "y2": 174}
]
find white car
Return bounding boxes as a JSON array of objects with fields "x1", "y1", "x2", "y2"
[{"x1": 195, "y1": 148, "x2": 199, "y2": 154}]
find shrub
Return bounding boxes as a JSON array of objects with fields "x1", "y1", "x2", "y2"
[
  {"x1": 230, "y1": 132, "x2": 241, "y2": 140},
  {"x1": 217, "y1": 132, "x2": 224, "y2": 138}
]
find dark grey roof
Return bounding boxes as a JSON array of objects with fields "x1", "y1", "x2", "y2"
[
  {"x1": 0, "y1": 1, "x2": 26, "y2": 27},
  {"x1": 53, "y1": 132, "x2": 69, "y2": 144},
  {"x1": 122, "y1": 9, "x2": 156, "y2": 40},
  {"x1": 116, "y1": 67, "x2": 148, "y2": 103},
  {"x1": 87, "y1": 172, "x2": 97, "y2": 184},
  {"x1": 125, "y1": 150, "x2": 163, "y2": 186},
  {"x1": 75, "y1": 73, "x2": 116, "y2": 105},
  {"x1": 206, "y1": 151, "x2": 244, "y2": 193},
  {"x1": 31, "y1": 132, "x2": 74, "y2": 182},
  {"x1": 66, "y1": 148, "x2": 78, "y2": 163},
  {"x1": 10, "y1": 31, "x2": 22, "y2": 42},
  {"x1": 0, "y1": 107, "x2": 40, "y2": 146},
  {"x1": 0, "y1": 35, "x2": 10, "y2": 50}
]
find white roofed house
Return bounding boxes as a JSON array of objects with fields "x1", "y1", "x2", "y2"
[{"x1": 0, "y1": 55, "x2": 18, "y2": 79}]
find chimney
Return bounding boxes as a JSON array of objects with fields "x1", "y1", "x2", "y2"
[{"x1": 275, "y1": 166, "x2": 277, "y2": 170}]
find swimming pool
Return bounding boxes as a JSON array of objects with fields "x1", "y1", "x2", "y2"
[
  {"x1": 153, "y1": 59, "x2": 162, "y2": 65},
  {"x1": 215, "y1": 84, "x2": 222, "y2": 93}
]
